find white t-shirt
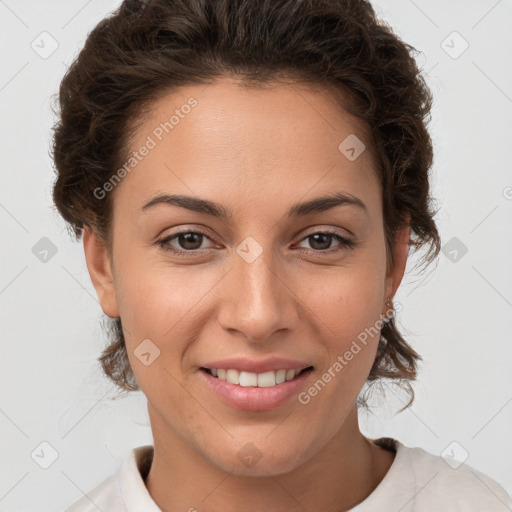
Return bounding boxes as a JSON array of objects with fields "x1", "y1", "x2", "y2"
[{"x1": 65, "y1": 437, "x2": 512, "y2": 511}]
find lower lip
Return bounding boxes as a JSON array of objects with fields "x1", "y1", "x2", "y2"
[{"x1": 199, "y1": 368, "x2": 314, "y2": 411}]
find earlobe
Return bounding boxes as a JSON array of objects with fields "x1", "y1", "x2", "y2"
[{"x1": 82, "y1": 226, "x2": 120, "y2": 318}]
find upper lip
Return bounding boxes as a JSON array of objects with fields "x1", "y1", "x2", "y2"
[{"x1": 200, "y1": 357, "x2": 313, "y2": 374}]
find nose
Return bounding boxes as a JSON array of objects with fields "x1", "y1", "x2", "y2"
[{"x1": 217, "y1": 245, "x2": 299, "y2": 343}]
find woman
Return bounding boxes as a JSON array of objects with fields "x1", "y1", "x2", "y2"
[{"x1": 52, "y1": 0, "x2": 512, "y2": 510}]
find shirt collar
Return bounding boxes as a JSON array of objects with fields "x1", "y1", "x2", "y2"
[{"x1": 118, "y1": 444, "x2": 161, "y2": 511}]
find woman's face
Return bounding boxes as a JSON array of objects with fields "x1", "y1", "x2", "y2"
[{"x1": 84, "y1": 77, "x2": 408, "y2": 476}]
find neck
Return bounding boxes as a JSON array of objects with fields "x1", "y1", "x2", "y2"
[{"x1": 144, "y1": 404, "x2": 395, "y2": 512}]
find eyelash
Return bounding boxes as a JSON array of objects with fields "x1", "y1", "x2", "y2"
[{"x1": 156, "y1": 229, "x2": 356, "y2": 257}]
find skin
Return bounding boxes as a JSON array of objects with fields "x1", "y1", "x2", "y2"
[{"x1": 83, "y1": 77, "x2": 410, "y2": 512}]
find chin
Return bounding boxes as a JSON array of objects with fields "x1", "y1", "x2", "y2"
[{"x1": 206, "y1": 440, "x2": 311, "y2": 477}]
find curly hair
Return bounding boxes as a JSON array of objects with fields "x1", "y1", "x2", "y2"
[{"x1": 51, "y1": 0, "x2": 441, "y2": 411}]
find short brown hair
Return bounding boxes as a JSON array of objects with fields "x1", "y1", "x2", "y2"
[{"x1": 51, "y1": 0, "x2": 441, "y2": 411}]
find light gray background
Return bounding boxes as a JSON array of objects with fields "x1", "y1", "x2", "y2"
[{"x1": 1, "y1": 1, "x2": 511, "y2": 510}]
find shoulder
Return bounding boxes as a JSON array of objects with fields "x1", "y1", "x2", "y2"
[
  {"x1": 64, "y1": 471, "x2": 122, "y2": 511},
  {"x1": 64, "y1": 445, "x2": 156, "y2": 511},
  {"x1": 391, "y1": 438, "x2": 512, "y2": 511}
]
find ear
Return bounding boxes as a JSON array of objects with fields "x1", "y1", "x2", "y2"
[
  {"x1": 384, "y1": 213, "x2": 411, "y2": 304},
  {"x1": 82, "y1": 226, "x2": 120, "y2": 318}
]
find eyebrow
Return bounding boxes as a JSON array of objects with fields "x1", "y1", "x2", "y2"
[{"x1": 141, "y1": 192, "x2": 368, "y2": 219}]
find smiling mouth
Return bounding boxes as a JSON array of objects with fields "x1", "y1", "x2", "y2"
[{"x1": 200, "y1": 366, "x2": 314, "y2": 387}]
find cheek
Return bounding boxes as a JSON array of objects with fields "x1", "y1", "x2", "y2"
[
  {"x1": 304, "y1": 263, "x2": 386, "y2": 341},
  {"x1": 297, "y1": 256, "x2": 386, "y2": 391},
  {"x1": 112, "y1": 256, "x2": 220, "y2": 373},
  {"x1": 116, "y1": 266, "x2": 201, "y2": 340},
  {"x1": 114, "y1": 266, "x2": 206, "y2": 409}
]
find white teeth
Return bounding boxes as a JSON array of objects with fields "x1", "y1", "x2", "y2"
[
  {"x1": 226, "y1": 369, "x2": 240, "y2": 385},
  {"x1": 275, "y1": 369, "x2": 286, "y2": 384},
  {"x1": 285, "y1": 369, "x2": 296, "y2": 381},
  {"x1": 208, "y1": 367, "x2": 308, "y2": 387},
  {"x1": 239, "y1": 371, "x2": 258, "y2": 387},
  {"x1": 257, "y1": 371, "x2": 276, "y2": 387}
]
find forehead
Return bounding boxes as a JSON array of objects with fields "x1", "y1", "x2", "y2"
[{"x1": 114, "y1": 77, "x2": 380, "y2": 218}]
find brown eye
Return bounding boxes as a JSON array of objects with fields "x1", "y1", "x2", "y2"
[
  {"x1": 157, "y1": 230, "x2": 214, "y2": 255},
  {"x1": 297, "y1": 231, "x2": 355, "y2": 253},
  {"x1": 176, "y1": 232, "x2": 204, "y2": 250},
  {"x1": 308, "y1": 233, "x2": 334, "y2": 250}
]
